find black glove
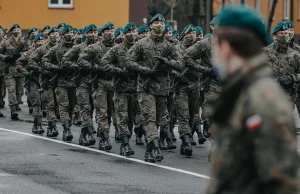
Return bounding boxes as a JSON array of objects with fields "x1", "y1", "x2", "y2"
[
  {"x1": 139, "y1": 66, "x2": 158, "y2": 75},
  {"x1": 207, "y1": 66, "x2": 220, "y2": 79},
  {"x1": 280, "y1": 74, "x2": 294, "y2": 85},
  {"x1": 12, "y1": 53, "x2": 21, "y2": 60},
  {"x1": 154, "y1": 56, "x2": 170, "y2": 66},
  {"x1": 114, "y1": 67, "x2": 123, "y2": 75},
  {"x1": 4, "y1": 56, "x2": 13, "y2": 63}
]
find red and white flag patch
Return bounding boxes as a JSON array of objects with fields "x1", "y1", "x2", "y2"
[{"x1": 246, "y1": 114, "x2": 262, "y2": 132}]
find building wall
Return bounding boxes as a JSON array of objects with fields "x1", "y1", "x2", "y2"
[{"x1": 0, "y1": 0, "x2": 129, "y2": 30}]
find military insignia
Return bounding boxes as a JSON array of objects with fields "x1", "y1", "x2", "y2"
[{"x1": 246, "y1": 114, "x2": 262, "y2": 132}]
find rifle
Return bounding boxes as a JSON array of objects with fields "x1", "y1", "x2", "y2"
[
  {"x1": 8, "y1": 43, "x2": 25, "y2": 64},
  {"x1": 140, "y1": 25, "x2": 193, "y2": 93},
  {"x1": 22, "y1": 71, "x2": 40, "y2": 90},
  {"x1": 49, "y1": 74, "x2": 58, "y2": 85},
  {"x1": 88, "y1": 74, "x2": 99, "y2": 88},
  {"x1": 111, "y1": 68, "x2": 134, "y2": 91}
]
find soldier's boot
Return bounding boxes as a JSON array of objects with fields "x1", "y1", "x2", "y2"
[
  {"x1": 37, "y1": 117, "x2": 44, "y2": 134},
  {"x1": 29, "y1": 107, "x2": 33, "y2": 114},
  {"x1": 16, "y1": 104, "x2": 21, "y2": 111},
  {"x1": 79, "y1": 127, "x2": 89, "y2": 146},
  {"x1": 10, "y1": 105, "x2": 19, "y2": 121},
  {"x1": 0, "y1": 99, "x2": 5, "y2": 108},
  {"x1": 203, "y1": 121, "x2": 211, "y2": 139},
  {"x1": 114, "y1": 126, "x2": 121, "y2": 143},
  {"x1": 0, "y1": 111, "x2": 3, "y2": 117},
  {"x1": 152, "y1": 138, "x2": 164, "y2": 162},
  {"x1": 42, "y1": 110, "x2": 46, "y2": 117},
  {"x1": 98, "y1": 131, "x2": 112, "y2": 151},
  {"x1": 86, "y1": 126, "x2": 96, "y2": 145},
  {"x1": 135, "y1": 126, "x2": 144, "y2": 145},
  {"x1": 120, "y1": 136, "x2": 134, "y2": 156},
  {"x1": 180, "y1": 134, "x2": 193, "y2": 157},
  {"x1": 194, "y1": 124, "x2": 206, "y2": 145},
  {"x1": 159, "y1": 132, "x2": 167, "y2": 150},
  {"x1": 72, "y1": 112, "x2": 81, "y2": 126},
  {"x1": 32, "y1": 118, "x2": 39, "y2": 134},
  {"x1": 144, "y1": 143, "x2": 155, "y2": 163},
  {"x1": 51, "y1": 121, "x2": 59, "y2": 137},
  {"x1": 170, "y1": 120, "x2": 177, "y2": 142},
  {"x1": 165, "y1": 132, "x2": 176, "y2": 150},
  {"x1": 62, "y1": 122, "x2": 73, "y2": 142},
  {"x1": 47, "y1": 122, "x2": 54, "y2": 137}
]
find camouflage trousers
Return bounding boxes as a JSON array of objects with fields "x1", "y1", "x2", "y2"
[
  {"x1": 44, "y1": 88, "x2": 56, "y2": 122},
  {"x1": 138, "y1": 93, "x2": 169, "y2": 143},
  {"x1": 0, "y1": 76, "x2": 6, "y2": 105},
  {"x1": 55, "y1": 87, "x2": 77, "y2": 125},
  {"x1": 93, "y1": 88, "x2": 114, "y2": 134},
  {"x1": 167, "y1": 92, "x2": 177, "y2": 129},
  {"x1": 202, "y1": 91, "x2": 219, "y2": 122},
  {"x1": 76, "y1": 85, "x2": 94, "y2": 127},
  {"x1": 5, "y1": 76, "x2": 24, "y2": 105},
  {"x1": 114, "y1": 92, "x2": 145, "y2": 138},
  {"x1": 175, "y1": 89, "x2": 200, "y2": 138},
  {"x1": 28, "y1": 81, "x2": 42, "y2": 118}
]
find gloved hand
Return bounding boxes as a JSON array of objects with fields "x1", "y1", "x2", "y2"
[
  {"x1": 207, "y1": 66, "x2": 220, "y2": 79},
  {"x1": 70, "y1": 64, "x2": 79, "y2": 71},
  {"x1": 280, "y1": 74, "x2": 294, "y2": 85},
  {"x1": 4, "y1": 56, "x2": 13, "y2": 63},
  {"x1": 91, "y1": 64, "x2": 101, "y2": 72},
  {"x1": 139, "y1": 66, "x2": 158, "y2": 75},
  {"x1": 154, "y1": 56, "x2": 170, "y2": 66},
  {"x1": 114, "y1": 67, "x2": 123, "y2": 75},
  {"x1": 12, "y1": 53, "x2": 21, "y2": 60}
]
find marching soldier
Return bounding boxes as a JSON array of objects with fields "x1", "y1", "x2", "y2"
[
  {"x1": 41, "y1": 25, "x2": 50, "y2": 41},
  {"x1": 137, "y1": 24, "x2": 150, "y2": 40},
  {"x1": 97, "y1": 27, "x2": 103, "y2": 42},
  {"x1": 114, "y1": 27, "x2": 124, "y2": 44},
  {"x1": 0, "y1": 25, "x2": 6, "y2": 109},
  {"x1": 195, "y1": 26, "x2": 203, "y2": 42},
  {"x1": 74, "y1": 28, "x2": 83, "y2": 45},
  {"x1": 27, "y1": 28, "x2": 39, "y2": 47}
]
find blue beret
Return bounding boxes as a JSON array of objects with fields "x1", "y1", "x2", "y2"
[
  {"x1": 114, "y1": 27, "x2": 123, "y2": 37},
  {"x1": 137, "y1": 24, "x2": 150, "y2": 34},
  {"x1": 98, "y1": 28, "x2": 103, "y2": 35},
  {"x1": 57, "y1": 22, "x2": 66, "y2": 29},
  {"x1": 102, "y1": 22, "x2": 114, "y2": 31},
  {"x1": 34, "y1": 33, "x2": 44, "y2": 42},
  {"x1": 123, "y1": 22, "x2": 137, "y2": 34},
  {"x1": 41, "y1": 25, "x2": 50, "y2": 33},
  {"x1": 182, "y1": 24, "x2": 195, "y2": 34},
  {"x1": 204, "y1": 33, "x2": 212, "y2": 39},
  {"x1": 218, "y1": 5, "x2": 271, "y2": 45},
  {"x1": 286, "y1": 20, "x2": 294, "y2": 29},
  {"x1": 172, "y1": 30, "x2": 179, "y2": 37},
  {"x1": 48, "y1": 27, "x2": 59, "y2": 35},
  {"x1": 149, "y1": 14, "x2": 165, "y2": 24},
  {"x1": 73, "y1": 28, "x2": 78, "y2": 34},
  {"x1": 60, "y1": 25, "x2": 73, "y2": 35},
  {"x1": 85, "y1": 24, "x2": 97, "y2": 33},
  {"x1": 9, "y1": 24, "x2": 20, "y2": 32},
  {"x1": 195, "y1": 26, "x2": 203, "y2": 36},
  {"x1": 28, "y1": 28, "x2": 38, "y2": 35},
  {"x1": 210, "y1": 15, "x2": 219, "y2": 25},
  {"x1": 163, "y1": 23, "x2": 172, "y2": 34},
  {"x1": 272, "y1": 21, "x2": 288, "y2": 35}
]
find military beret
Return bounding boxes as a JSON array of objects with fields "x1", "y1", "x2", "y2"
[
  {"x1": 163, "y1": 23, "x2": 172, "y2": 34},
  {"x1": 149, "y1": 14, "x2": 165, "y2": 24},
  {"x1": 98, "y1": 28, "x2": 103, "y2": 36},
  {"x1": 41, "y1": 25, "x2": 50, "y2": 33},
  {"x1": 123, "y1": 22, "x2": 137, "y2": 34},
  {"x1": 137, "y1": 24, "x2": 150, "y2": 34},
  {"x1": 60, "y1": 25, "x2": 73, "y2": 35},
  {"x1": 114, "y1": 27, "x2": 123, "y2": 37},
  {"x1": 57, "y1": 22, "x2": 66, "y2": 29},
  {"x1": 48, "y1": 27, "x2": 59, "y2": 35},
  {"x1": 209, "y1": 15, "x2": 219, "y2": 25},
  {"x1": 28, "y1": 28, "x2": 38, "y2": 35},
  {"x1": 272, "y1": 21, "x2": 288, "y2": 35},
  {"x1": 78, "y1": 28, "x2": 85, "y2": 34},
  {"x1": 286, "y1": 20, "x2": 294, "y2": 29},
  {"x1": 73, "y1": 28, "x2": 78, "y2": 34},
  {"x1": 102, "y1": 22, "x2": 114, "y2": 31},
  {"x1": 218, "y1": 5, "x2": 271, "y2": 46},
  {"x1": 204, "y1": 33, "x2": 212, "y2": 39},
  {"x1": 85, "y1": 24, "x2": 97, "y2": 34},
  {"x1": 82, "y1": 34, "x2": 87, "y2": 42},
  {"x1": 9, "y1": 24, "x2": 20, "y2": 32},
  {"x1": 34, "y1": 33, "x2": 44, "y2": 42},
  {"x1": 195, "y1": 26, "x2": 203, "y2": 36},
  {"x1": 172, "y1": 30, "x2": 179, "y2": 37},
  {"x1": 182, "y1": 24, "x2": 195, "y2": 34}
]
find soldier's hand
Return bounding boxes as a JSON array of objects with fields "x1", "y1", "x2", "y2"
[
  {"x1": 139, "y1": 66, "x2": 157, "y2": 75},
  {"x1": 4, "y1": 56, "x2": 13, "y2": 63},
  {"x1": 114, "y1": 67, "x2": 123, "y2": 75},
  {"x1": 280, "y1": 74, "x2": 294, "y2": 85},
  {"x1": 207, "y1": 66, "x2": 220, "y2": 79},
  {"x1": 12, "y1": 53, "x2": 21, "y2": 60},
  {"x1": 154, "y1": 56, "x2": 170, "y2": 66},
  {"x1": 70, "y1": 64, "x2": 79, "y2": 71}
]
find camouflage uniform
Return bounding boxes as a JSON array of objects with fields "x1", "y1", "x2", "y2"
[
  {"x1": 0, "y1": 36, "x2": 5, "y2": 108},
  {"x1": 206, "y1": 54, "x2": 300, "y2": 194}
]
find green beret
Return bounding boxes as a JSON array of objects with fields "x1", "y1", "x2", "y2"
[
  {"x1": 172, "y1": 30, "x2": 179, "y2": 37},
  {"x1": 149, "y1": 14, "x2": 165, "y2": 24},
  {"x1": 85, "y1": 24, "x2": 97, "y2": 33},
  {"x1": 195, "y1": 26, "x2": 203, "y2": 36},
  {"x1": 209, "y1": 15, "x2": 219, "y2": 25},
  {"x1": 34, "y1": 33, "x2": 44, "y2": 42},
  {"x1": 57, "y1": 22, "x2": 66, "y2": 29},
  {"x1": 272, "y1": 21, "x2": 288, "y2": 35},
  {"x1": 82, "y1": 34, "x2": 86, "y2": 42},
  {"x1": 137, "y1": 24, "x2": 150, "y2": 34},
  {"x1": 286, "y1": 20, "x2": 294, "y2": 29},
  {"x1": 182, "y1": 24, "x2": 195, "y2": 34},
  {"x1": 48, "y1": 27, "x2": 59, "y2": 35},
  {"x1": 204, "y1": 33, "x2": 212, "y2": 39},
  {"x1": 102, "y1": 22, "x2": 114, "y2": 31},
  {"x1": 9, "y1": 24, "x2": 20, "y2": 32},
  {"x1": 77, "y1": 28, "x2": 85, "y2": 34},
  {"x1": 218, "y1": 5, "x2": 271, "y2": 45},
  {"x1": 98, "y1": 28, "x2": 103, "y2": 35},
  {"x1": 114, "y1": 27, "x2": 123, "y2": 37},
  {"x1": 123, "y1": 22, "x2": 137, "y2": 34},
  {"x1": 60, "y1": 25, "x2": 73, "y2": 35},
  {"x1": 163, "y1": 23, "x2": 172, "y2": 34},
  {"x1": 73, "y1": 28, "x2": 78, "y2": 34},
  {"x1": 41, "y1": 25, "x2": 50, "y2": 33},
  {"x1": 28, "y1": 28, "x2": 38, "y2": 35}
]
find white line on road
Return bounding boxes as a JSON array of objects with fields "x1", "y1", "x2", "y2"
[{"x1": 0, "y1": 127, "x2": 211, "y2": 180}]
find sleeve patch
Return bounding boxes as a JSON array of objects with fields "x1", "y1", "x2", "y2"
[{"x1": 246, "y1": 114, "x2": 262, "y2": 132}]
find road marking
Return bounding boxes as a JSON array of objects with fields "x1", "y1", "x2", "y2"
[{"x1": 0, "y1": 127, "x2": 210, "y2": 180}]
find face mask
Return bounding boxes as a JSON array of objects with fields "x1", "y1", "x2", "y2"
[
  {"x1": 98, "y1": 36, "x2": 103, "y2": 41},
  {"x1": 87, "y1": 35, "x2": 97, "y2": 42},
  {"x1": 289, "y1": 32, "x2": 294, "y2": 40},
  {"x1": 277, "y1": 35, "x2": 290, "y2": 44},
  {"x1": 12, "y1": 32, "x2": 19, "y2": 38},
  {"x1": 185, "y1": 34, "x2": 196, "y2": 44},
  {"x1": 152, "y1": 25, "x2": 165, "y2": 34},
  {"x1": 103, "y1": 33, "x2": 113, "y2": 41},
  {"x1": 64, "y1": 34, "x2": 73, "y2": 42},
  {"x1": 212, "y1": 48, "x2": 227, "y2": 80},
  {"x1": 49, "y1": 36, "x2": 58, "y2": 43},
  {"x1": 115, "y1": 37, "x2": 124, "y2": 44},
  {"x1": 125, "y1": 34, "x2": 135, "y2": 44}
]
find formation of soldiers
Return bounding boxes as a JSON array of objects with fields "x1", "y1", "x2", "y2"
[{"x1": 0, "y1": 12, "x2": 299, "y2": 164}]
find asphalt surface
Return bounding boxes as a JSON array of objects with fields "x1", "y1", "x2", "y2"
[{"x1": 0, "y1": 95, "x2": 212, "y2": 194}]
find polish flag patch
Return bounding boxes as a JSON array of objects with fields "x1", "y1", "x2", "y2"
[{"x1": 246, "y1": 114, "x2": 262, "y2": 132}]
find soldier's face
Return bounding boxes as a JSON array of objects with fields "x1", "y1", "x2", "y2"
[
  {"x1": 102, "y1": 29, "x2": 114, "y2": 41},
  {"x1": 197, "y1": 34, "x2": 203, "y2": 39},
  {"x1": 165, "y1": 30, "x2": 172, "y2": 37},
  {"x1": 139, "y1": 32, "x2": 149, "y2": 37},
  {"x1": 288, "y1": 28, "x2": 294, "y2": 39},
  {"x1": 76, "y1": 33, "x2": 82, "y2": 39},
  {"x1": 124, "y1": 29, "x2": 137, "y2": 43},
  {"x1": 12, "y1": 28, "x2": 21, "y2": 37},
  {"x1": 35, "y1": 39, "x2": 45, "y2": 47},
  {"x1": 275, "y1": 30, "x2": 290, "y2": 43}
]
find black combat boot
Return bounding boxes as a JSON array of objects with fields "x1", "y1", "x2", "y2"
[
  {"x1": 165, "y1": 132, "x2": 176, "y2": 150},
  {"x1": 144, "y1": 143, "x2": 155, "y2": 163},
  {"x1": 203, "y1": 121, "x2": 211, "y2": 138},
  {"x1": 0, "y1": 111, "x2": 3, "y2": 117},
  {"x1": 72, "y1": 112, "x2": 82, "y2": 126},
  {"x1": 37, "y1": 117, "x2": 44, "y2": 134},
  {"x1": 120, "y1": 136, "x2": 134, "y2": 156},
  {"x1": 98, "y1": 131, "x2": 112, "y2": 151},
  {"x1": 159, "y1": 132, "x2": 167, "y2": 150},
  {"x1": 86, "y1": 126, "x2": 96, "y2": 145},
  {"x1": 16, "y1": 104, "x2": 21, "y2": 111},
  {"x1": 51, "y1": 121, "x2": 59, "y2": 137},
  {"x1": 180, "y1": 134, "x2": 193, "y2": 157},
  {"x1": 62, "y1": 122, "x2": 73, "y2": 141},
  {"x1": 10, "y1": 105, "x2": 19, "y2": 120},
  {"x1": 193, "y1": 124, "x2": 206, "y2": 145},
  {"x1": 114, "y1": 126, "x2": 121, "y2": 143},
  {"x1": 29, "y1": 107, "x2": 33, "y2": 114},
  {"x1": 32, "y1": 118, "x2": 39, "y2": 134},
  {"x1": 0, "y1": 99, "x2": 4, "y2": 108},
  {"x1": 190, "y1": 128, "x2": 197, "y2": 146},
  {"x1": 135, "y1": 126, "x2": 144, "y2": 146},
  {"x1": 43, "y1": 110, "x2": 46, "y2": 117},
  {"x1": 170, "y1": 120, "x2": 177, "y2": 142},
  {"x1": 47, "y1": 122, "x2": 53, "y2": 137},
  {"x1": 152, "y1": 138, "x2": 164, "y2": 162},
  {"x1": 79, "y1": 127, "x2": 89, "y2": 146}
]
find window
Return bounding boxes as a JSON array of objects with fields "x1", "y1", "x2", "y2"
[
  {"x1": 255, "y1": 0, "x2": 260, "y2": 12},
  {"x1": 284, "y1": 0, "x2": 290, "y2": 20},
  {"x1": 48, "y1": 0, "x2": 73, "y2": 8}
]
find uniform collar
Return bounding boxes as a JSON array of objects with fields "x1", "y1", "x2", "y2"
[{"x1": 273, "y1": 40, "x2": 289, "y2": 53}]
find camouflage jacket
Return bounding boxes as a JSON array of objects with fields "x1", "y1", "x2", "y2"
[
  {"x1": 61, "y1": 39, "x2": 97, "y2": 87},
  {"x1": 0, "y1": 36, "x2": 30, "y2": 76},
  {"x1": 101, "y1": 40, "x2": 137, "y2": 93},
  {"x1": 289, "y1": 40, "x2": 300, "y2": 53},
  {"x1": 77, "y1": 39, "x2": 116, "y2": 89},
  {"x1": 15, "y1": 47, "x2": 36, "y2": 77},
  {"x1": 207, "y1": 54, "x2": 299, "y2": 194},
  {"x1": 125, "y1": 32, "x2": 184, "y2": 96},
  {"x1": 263, "y1": 40, "x2": 300, "y2": 103},
  {"x1": 41, "y1": 41, "x2": 75, "y2": 87},
  {"x1": 184, "y1": 35, "x2": 221, "y2": 95}
]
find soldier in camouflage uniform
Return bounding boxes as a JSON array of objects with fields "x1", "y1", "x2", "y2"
[
  {"x1": 0, "y1": 24, "x2": 30, "y2": 120},
  {"x1": 41, "y1": 25, "x2": 50, "y2": 41},
  {"x1": 62, "y1": 24, "x2": 98, "y2": 146},
  {"x1": 42, "y1": 25, "x2": 75, "y2": 142},
  {"x1": 0, "y1": 25, "x2": 6, "y2": 109},
  {"x1": 137, "y1": 24, "x2": 150, "y2": 40},
  {"x1": 263, "y1": 21, "x2": 300, "y2": 105},
  {"x1": 206, "y1": 6, "x2": 299, "y2": 194},
  {"x1": 78, "y1": 22, "x2": 116, "y2": 150},
  {"x1": 125, "y1": 14, "x2": 184, "y2": 163},
  {"x1": 195, "y1": 26, "x2": 203, "y2": 42},
  {"x1": 29, "y1": 27, "x2": 60, "y2": 137},
  {"x1": 114, "y1": 27, "x2": 124, "y2": 44},
  {"x1": 27, "y1": 28, "x2": 39, "y2": 47},
  {"x1": 73, "y1": 28, "x2": 83, "y2": 46},
  {"x1": 97, "y1": 28, "x2": 103, "y2": 42},
  {"x1": 18, "y1": 33, "x2": 45, "y2": 134}
]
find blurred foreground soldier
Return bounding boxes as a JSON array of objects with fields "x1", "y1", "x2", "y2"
[
  {"x1": 62, "y1": 24, "x2": 98, "y2": 146},
  {"x1": 125, "y1": 14, "x2": 184, "y2": 162},
  {"x1": 206, "y1": 5, "x2": 300, "y2": 194},
  {"x1": 78, "y1": 22, "x2": 116, "y2": 150},
  {"x1": 137, "y1": 24, "x2": 150, "y2": 40},
  {"x1": 0, "y1": 24, "x2": 30, "y2": 120},
  {"x1": 29, "y1": 27, "x2": 60, "y2": 137},
  {"x1": 195, "y1": 26, "x2": 203, "y2": 42},
  {"x1": 114, "y1": 27, "x2": 124, "y2": 44},
  {"x1": 0, "y1": 25, "x2": 6, "y2": 108},
  {"x1": 41, "y1": 25, "x2": 50, "y2": 40},
  {"x1": 42, "y1": 25, "x2": 75, "y2": 142}
]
